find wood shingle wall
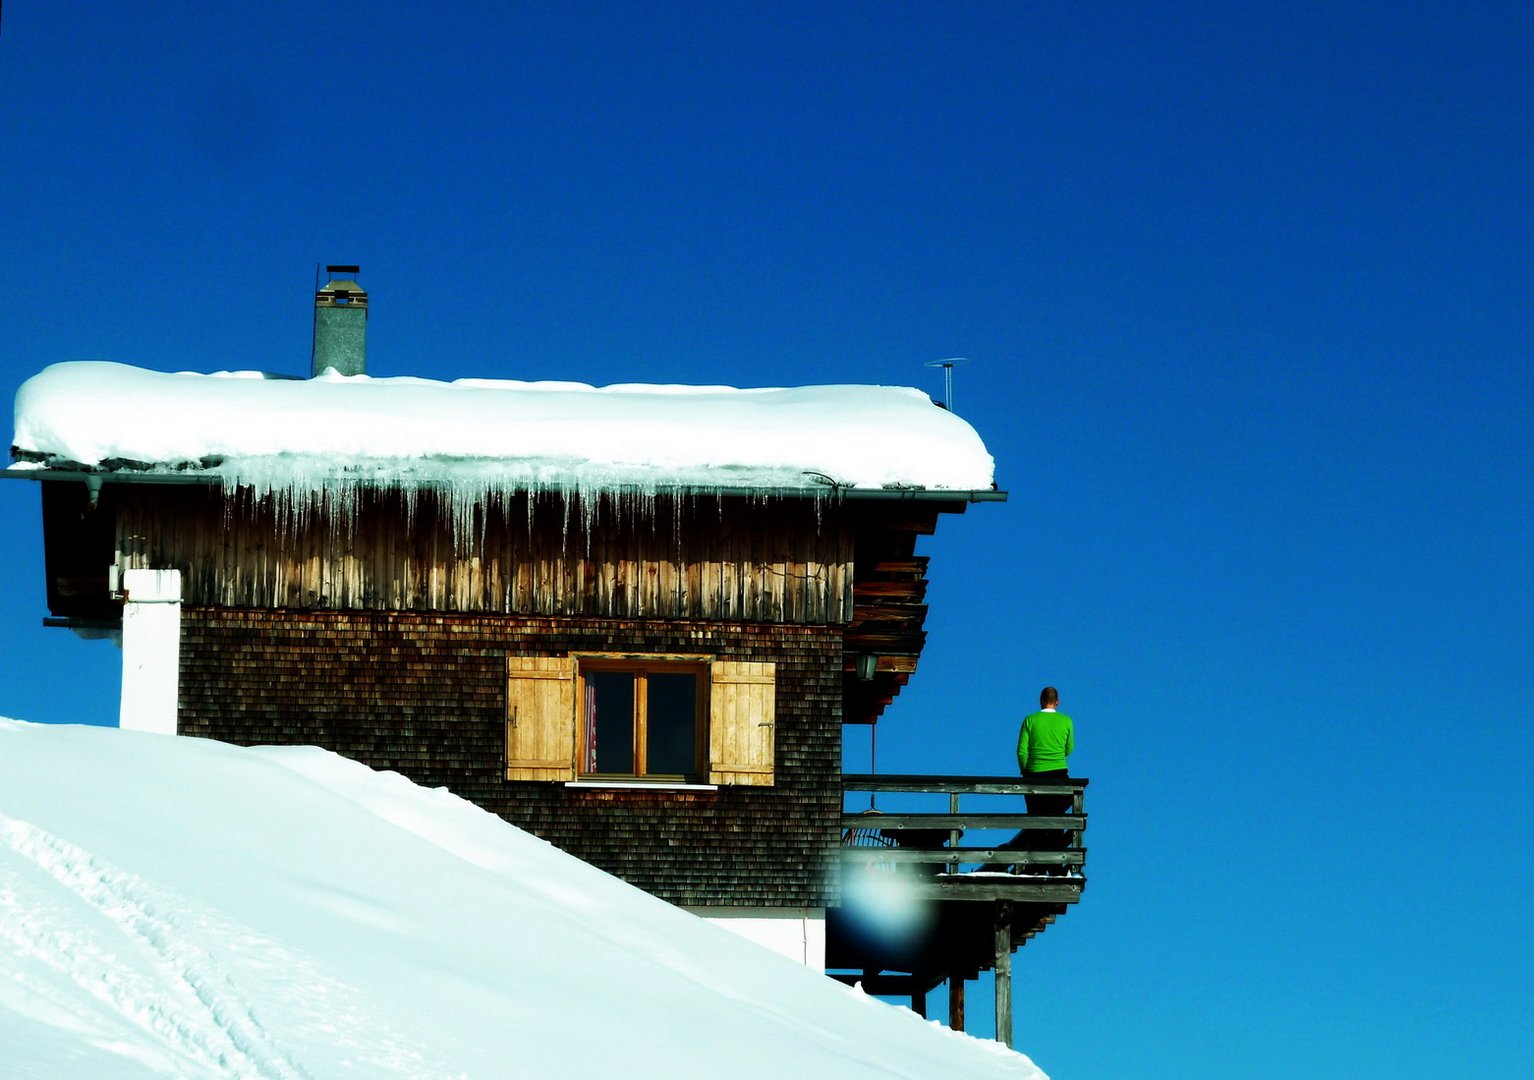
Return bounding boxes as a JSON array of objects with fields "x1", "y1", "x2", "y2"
[{"x1": 179, "y1": 608, "x2": 844, "y2": 907}]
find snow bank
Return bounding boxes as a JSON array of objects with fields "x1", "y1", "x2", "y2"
[
  {"x1": 11, "y1": 362, "x2": 995, "y2": 493},
  {"x1": 0, "y1": 719, "x2": 1044, "y2": 1079}
]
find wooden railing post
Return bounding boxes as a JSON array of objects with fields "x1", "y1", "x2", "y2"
[
  {"x1": 949, "y1": 790, "x2": 961, "y2": 875},
  {"x1": 1071, "y1": 784, "x2": 1085, "y2": 867}
]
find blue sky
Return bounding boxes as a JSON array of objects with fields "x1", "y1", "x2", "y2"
[{"x1": 3, "y1": 3, "x2": 1531, "y2": 1076}]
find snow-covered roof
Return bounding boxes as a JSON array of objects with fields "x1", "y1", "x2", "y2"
[{"x1": 10, "y1": 362, "x2": 996, "y2": 496}]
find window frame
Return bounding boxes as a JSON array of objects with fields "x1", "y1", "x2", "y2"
[{"x1": 576, "y1": 654, "x2": 710, "y2": 783}]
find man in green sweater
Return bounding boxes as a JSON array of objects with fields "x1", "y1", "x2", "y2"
[
  {"x1": 1018, "y1": 685, "x2": 1073, "y2": 775},
  {"x1": 1015, "y1": 686, "x2": 1074, "y2": 873}
]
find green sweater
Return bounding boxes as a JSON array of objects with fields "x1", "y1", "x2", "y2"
[{"x1": 1017, "y1": 709, "x2": 1074, "y2": 773}]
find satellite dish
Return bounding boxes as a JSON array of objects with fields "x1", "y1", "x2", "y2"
[{"x1": 924, "y1": 357, "x2": 969, "y2": 411}]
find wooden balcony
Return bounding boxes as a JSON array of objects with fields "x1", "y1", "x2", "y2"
[{"x1": 827, "y1": 774, "x2": 1089, "y2": 1046}]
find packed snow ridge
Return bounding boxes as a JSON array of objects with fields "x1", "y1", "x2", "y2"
[
  {"x1": 10, "y1": 362, "x2": 997, "y2": 495},
  {"x1": 0, "y1": 719, "x2": 1045, "y2": 1079}
]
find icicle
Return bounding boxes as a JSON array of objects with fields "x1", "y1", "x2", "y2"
[{"x1": 203, "y1": 453, "x2": 852, "y2": 559}]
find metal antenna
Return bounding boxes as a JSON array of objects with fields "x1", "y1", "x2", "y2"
[{"x1": 924, "y1": 357, "x2": 969, "y2": 412}]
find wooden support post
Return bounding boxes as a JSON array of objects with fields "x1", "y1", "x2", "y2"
[
  {"x1": 911, "y1": 985, "x2": 927, "y2": 1018},
  {"x1": 994, "y1": 900, "x2": 1013, "y2": 1048},
  {"x1": 949, "y1": 974, "x2": 966, "y2": 1033}
]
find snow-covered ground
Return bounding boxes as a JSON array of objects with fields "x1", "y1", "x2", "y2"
[{"x1": 0, "y1": 720, "x2": 1044, "y2": 1079}]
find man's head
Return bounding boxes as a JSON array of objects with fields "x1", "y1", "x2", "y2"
[{"x1": 1040, "y1": 686, "x2": 1059, "y2": 709}]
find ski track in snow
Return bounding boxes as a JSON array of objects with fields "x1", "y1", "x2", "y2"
[{"x1": 0, "y1": 814, "x2": 458, "y2": 1080}]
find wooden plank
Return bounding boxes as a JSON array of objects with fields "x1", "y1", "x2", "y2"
[
  {"x1": 514, "y1": 509, "x2": 533, "y2": 612},
  {"x1": 561, "y1": 515, "x2": 579, "y2": 616},
  {"x1": 718, "y1": 514, "x2": 736, "y2": 620},
  {"x1": 840, "y1": 814, "x2": 1086, "y2": 831},
  {"x1": 769, "y1": 537, "x2": 786, "y2": 622},
  {"x1": 683, "y1": 550, "x2": 698, "y2": 618},
  {"x1": 597, "y1": 512, "x2": 617, "y2": 614}
]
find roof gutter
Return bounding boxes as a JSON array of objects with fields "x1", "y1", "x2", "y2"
[{"x1": 1, "y1": 466, "x2": 1007, "y2": 504}]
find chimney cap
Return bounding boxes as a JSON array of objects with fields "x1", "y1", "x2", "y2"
[{"x1": 316, "y1": 265, "x2": 367, "y2": 308}]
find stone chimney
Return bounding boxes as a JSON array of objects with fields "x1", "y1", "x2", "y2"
[{"x1": 311, "y1": 265, "x2": 367, "y2": 377}]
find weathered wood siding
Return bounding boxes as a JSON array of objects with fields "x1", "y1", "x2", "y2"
[
  {"x1": 178, "y1": 608, "x2": 843, "y2": 908},
  {"x1": 116, "y1": 486, "x2": 853, "y2": 622}
]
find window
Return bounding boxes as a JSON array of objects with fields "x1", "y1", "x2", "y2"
[
  {"x1": 506, "y1": 655, "x2": 777, "y2": 786},
  {"x1": 581, "y1": 661, "x2": 705, "y2": 780}
]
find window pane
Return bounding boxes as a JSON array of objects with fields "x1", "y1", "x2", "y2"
[
  {"x1": 587, "y1": 672, "x2": 634, "y2": 774},
  {"x1": 646, "y1": 672, "x2": 698, "y2": 776}
]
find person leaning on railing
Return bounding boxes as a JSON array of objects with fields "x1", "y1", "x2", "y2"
[{"x1": 1014, "y1": 686, "x2": 1075, "y2": 874}]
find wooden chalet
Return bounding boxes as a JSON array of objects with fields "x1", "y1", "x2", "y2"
[{"x1": 5, "y1": 271, "x2": 1087, "y2": 1045}]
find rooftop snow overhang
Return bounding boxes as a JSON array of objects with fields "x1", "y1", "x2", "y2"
[{"x1": 10, "y1": 362, "x2": 1000, "y2": 500}]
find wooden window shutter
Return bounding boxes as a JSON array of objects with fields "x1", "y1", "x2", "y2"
[
  {"x1": 506, "y1": 656, "x2": 577, "y2": 781},
  {"x1": 708, "y1": 660, "x2": 776, "y2": 786}
]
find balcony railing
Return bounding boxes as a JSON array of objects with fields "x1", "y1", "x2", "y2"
[
  {"x1": 839, "y1": 774, "x2": 1088, "y2": 898},
  {"x1": 833, "y1": 774, "x2": 1090, "y2": 1046}
]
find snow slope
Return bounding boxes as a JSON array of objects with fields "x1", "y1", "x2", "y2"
[
  {"x1": 0, "y1": 720, "x2": 1043, "y2": 1079},
  {"x1": 10, "y1": 362, "x2": 995, "y2": 493}
]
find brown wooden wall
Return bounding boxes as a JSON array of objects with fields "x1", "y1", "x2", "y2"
[
  {"x1": 117, "y1": 486, "x2": 854, "y2": 623},
  {"x1": 178, "y1": 608, "x2": 845, "y2": 908}
]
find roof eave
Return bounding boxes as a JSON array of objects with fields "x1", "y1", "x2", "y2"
[{"x1": 1, "y1": 465, "x2": 1007, "y2": 504}]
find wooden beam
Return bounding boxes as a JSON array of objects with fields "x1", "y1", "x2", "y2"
[
  {"x1": 870, "y1": 557, "x2": 928, "y2": 575},
  {"x1": 841, "y1": 636, "x2": 924, "y2": 658},
  {"x1": 949, "y1": 975, "x2": 966, "y2": 1033},
  {"x1": 847, "y1": 603, "x2": 929, "y2": 623},
  {"x1": 842, "y1": 773, "x2": 1090, "y2": 794},
  {"x1": 840, "y1": 846, "x2": 1085, "y2": 865},
  {"x1": 838, "y1": 812, "x2": 1085, "y2": 830},
  {"x1": 896, "y1": 879, "x2": 1082, "y2": 902},
  {"x1": 852, "y1": 580, "x2": 928, "y2": 599},
  {"x1": 994, "y1": 901, "x2": 1013, "y2": 1048}
]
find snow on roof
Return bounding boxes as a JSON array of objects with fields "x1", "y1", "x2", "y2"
[{"x1": 11, "y1": 361, "x2": 996, "y2": 495}]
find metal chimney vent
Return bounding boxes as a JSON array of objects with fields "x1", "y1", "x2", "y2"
[{"x1": 311, "y1": 264, "x2": 368, "y2": 377}]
